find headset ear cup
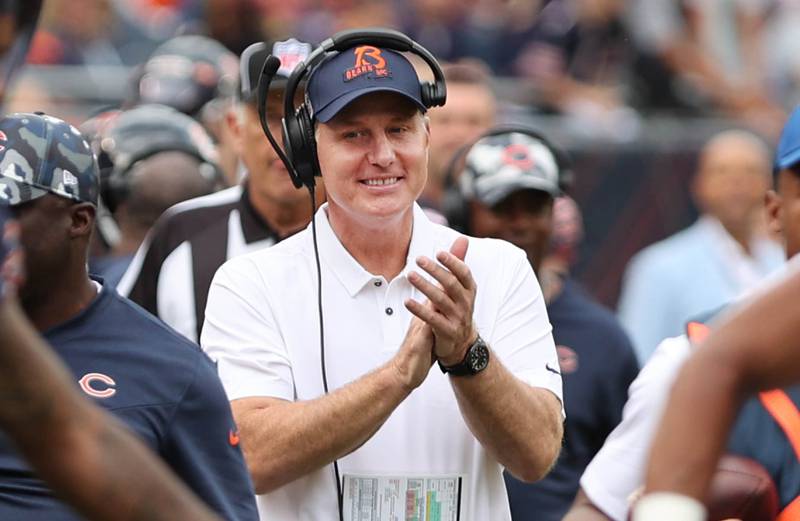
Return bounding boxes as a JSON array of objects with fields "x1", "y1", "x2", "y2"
[
  {"x1": 419, "y1": 81, "x2": 445, "y2": 108},
  {"x1": 554, "y1": 149, "x2": 574, "y2": 194},
  {"x1": 419, "y1": 82, "x2": 433, "y2": 108},
  {"x1": 294, "y1": 106, "x2": 316, "y2": 189},
  {"x1": 283, "y1": 111, "x2": 307, "y2": 189},
  {"x1": 442, "y1": 181, "x2": 469, "y2": 234},
  {"x1": 100, "y1": 168, "x2": 126, "y2": 214},
  {"x1": 300, "y1": 107, "x2": 320, "y2": 184},
  {"x1": 281, "y1": 119, "x2": 299, "y2": 188}
]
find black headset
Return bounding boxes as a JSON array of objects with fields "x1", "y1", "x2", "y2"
[
  {"x1": 442, "y1": 125, "x2": 574, "y2": 233},
  {"x1": 257, "y1": 27, "x2": 447, "y2": 191},
  {"x1": 99, "y1": 144, "x2": 223, "y2": 214}
]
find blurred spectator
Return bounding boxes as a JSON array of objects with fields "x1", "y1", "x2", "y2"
[
  {"x1": 539, "y1": 195, "x2": 585, "y2": 302},
  {"x1": 617, "y1": 130, "x2": 784, "y2": 363},
  {"x1": 764, "y1": 0, "x2": 800, "y2": 110},
  {"x1": 91, "y1": 104, "x2": 223, "y2": 286},
  {"x1": 447, "y1": 129, "x2": 638, "y2": 521},
  {"x1": 28, "y1": 0, "x2": 123, "y2": 66},
  {"x1": 397, "y1": 0, "x2": 475, "y2": 61},
  {"x1": 113, "y1": 0, "x2": 202, "y2": 39},
  {"x1": 511, "y1": 0, "x2": 640, "y2": 139},
  {"x1": 3, "y1": 73, "x2": 63, "y2": 119},
  {"x1": 129, "y1": 34, "x2": 240, "y2": 184},
  {"x1": 291, "y1": 0, "x2": 398, "y2": 44},
  {"x1": 626, "y1": 0, "x2": 785, "y2": 136},
  {"x1": 449, "y1": 0, "x2": 543, "y2": 73},
  {"x1": 203, "y1": 0, "x2": 268, "y2": 54},
  {"x1": 423, "y1": 60, "x2": 496, "y2": 210}
]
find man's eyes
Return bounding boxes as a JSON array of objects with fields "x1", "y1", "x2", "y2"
[
  {"x1": 340, "y1": 126, "x2": 411, "y2": 140},
  {"x1": 343, "y1": 130, "x2": 366, "y2": 140}
]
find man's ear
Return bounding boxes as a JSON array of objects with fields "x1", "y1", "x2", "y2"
[
  {"x1": 70, "y1": 203, "x2": 96, "y2": 239},
  {"x1": 225, "y1": 105, "x2": 244, "y2": 156},
  {"x1": 765, "y1": 189, "x2": 782, "y2": 237}
]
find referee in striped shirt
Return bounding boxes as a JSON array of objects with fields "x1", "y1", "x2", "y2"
[{"x1": 118, "y1": 39, "x2": 322, "y2": 342}]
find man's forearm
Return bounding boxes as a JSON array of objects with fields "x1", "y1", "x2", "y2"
[
  {"x1": 233, "y1": 361, "x2": 415, "y2": 493},
  {"x1": 0, "y1": 298, "x2": 221, "y2": 521},
  {"x1": 644, "y1": 268, "x2": 800, "y2": 500},
  {"x1": 450, "y1": 351, "x2": 563, "y2": 482}
]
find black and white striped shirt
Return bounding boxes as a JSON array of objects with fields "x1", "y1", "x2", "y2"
[{"x1": 117, "y1": 184, "x2": 280, "y2": 342}]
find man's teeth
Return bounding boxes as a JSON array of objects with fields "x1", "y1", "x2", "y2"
[{"x1": 364, "y1": 177, "x2": 398, "y2": 186}]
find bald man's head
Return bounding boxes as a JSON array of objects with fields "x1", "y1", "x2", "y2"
[
  {"x1": 693, "y1": 130, "x2": 772, "y2": 237},
  {"x1": 116, "y1": 151, "x2": 217, "y2": 249}
]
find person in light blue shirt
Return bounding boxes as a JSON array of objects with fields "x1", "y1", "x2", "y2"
[{"x1": 617, "y1": 130, "x2": 784, "y2": 363}]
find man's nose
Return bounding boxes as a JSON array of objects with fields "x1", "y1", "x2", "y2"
[{"x1": 368, "y1": 133, "x2": 396, "y2": 168}]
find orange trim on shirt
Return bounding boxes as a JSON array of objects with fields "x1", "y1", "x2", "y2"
[
  {"x1": 686, "y1": 321, "x2": 711, "y2": 344},
  {"x1": 759, "y1": 389, "x2": 800, "y2": 461},
  {"x1": 777, "y1": 494, "x2": 800, "y2": 521},
  {"x1": 759, "y1": 389, "x2": 800, "y2": 520}
]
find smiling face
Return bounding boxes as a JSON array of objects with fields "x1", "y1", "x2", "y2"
[{"x1": 315, "y1": 91, "x2": 430, "y2": 227}]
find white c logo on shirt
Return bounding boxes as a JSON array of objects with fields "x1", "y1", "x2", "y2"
[{"x1": 79, "y1": 373, "x2": 117, "y2": 398}]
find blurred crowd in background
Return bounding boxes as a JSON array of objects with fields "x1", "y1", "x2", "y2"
[
  {"x1": 3, "y1": 2, "x2": 799, "y2": 519},
  {"x1": 3, "y1": 0, "x2": 796, "y2": 312},
  {"x1": 12, "y1": 0, "x2": 800, "y2": 134}
]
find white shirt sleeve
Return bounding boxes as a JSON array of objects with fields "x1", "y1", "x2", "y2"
[
  {"x1": 201, "y1": 255, "x2": 295, "y2": 402},
  {"x1": 579, "y1": 336, "x2": 692, "y2": 521},
  {"x1": 487, "y1": 244, "x2": 563, "y2": 408}
]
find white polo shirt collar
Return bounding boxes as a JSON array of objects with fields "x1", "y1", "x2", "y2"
[{"x1": 315, "y1": 202, "x2": 436, "y2": 297}]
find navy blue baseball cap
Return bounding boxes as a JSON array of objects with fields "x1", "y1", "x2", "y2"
[
  {"x1": 775, "y1": 106, "x2": 800, "y2": 171},
  {"x1": 308, "y1": 45, "x2": 427, "y2": 123}
]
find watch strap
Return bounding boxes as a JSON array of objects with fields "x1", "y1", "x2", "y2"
[{"x1": 438, "y1": 335, "x2": 488, "y2": 376}]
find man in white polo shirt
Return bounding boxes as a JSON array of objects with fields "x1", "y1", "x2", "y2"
[{"x1": 202, "y1": 33, "x2": 564, "y2": 520}]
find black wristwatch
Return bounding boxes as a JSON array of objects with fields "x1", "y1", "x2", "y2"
[{"x1": 438, "y1": 335, "x2": 490, "y2": 376}]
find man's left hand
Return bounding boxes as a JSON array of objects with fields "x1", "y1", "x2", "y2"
[{"x1": 405, "y1": 236, "x2": 478, "y2": 366}]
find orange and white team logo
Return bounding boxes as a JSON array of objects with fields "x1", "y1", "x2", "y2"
[
  {"x1": 344, "y1": 46, "x2": 391, "y2": 81},
  {"x1": 79, "y1": 372, "x2": 117, "y2": 398}
]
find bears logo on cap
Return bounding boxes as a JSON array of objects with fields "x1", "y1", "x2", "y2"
[{"x1": 344, "y1": 46, "x2": 392, "y2": 82}]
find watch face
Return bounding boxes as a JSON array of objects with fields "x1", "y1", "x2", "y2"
[{"x1": 468, "y1": 341, "x2": 490, "y2": 372}]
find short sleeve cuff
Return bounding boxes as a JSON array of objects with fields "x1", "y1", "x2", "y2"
[
  {"x1": 516, "y1": 368, "x2": 565, "y2": 418},
  {"x1": 216, "y1": 357, "x2": 295, "y2": 402}
]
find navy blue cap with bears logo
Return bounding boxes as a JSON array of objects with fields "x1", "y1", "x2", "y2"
[
  {"x1": 0, "y1": 112, "x2": 99, "y2": 206},
  {"x1": 308, "y1": 45, "x2": 427, "y2": 123}
]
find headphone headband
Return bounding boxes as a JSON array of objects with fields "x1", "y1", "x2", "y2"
[{"x1": 284, "y1": 27, "x2": 447, "y2": 123}]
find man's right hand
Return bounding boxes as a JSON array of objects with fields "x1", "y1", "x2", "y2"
[{"x1": 390, "y1": 316, "x2": 435, "y2": 392}]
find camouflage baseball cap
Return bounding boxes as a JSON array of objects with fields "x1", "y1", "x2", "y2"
[{"x1": 0, "y1": 112, "x2": 99, "y2": 206}]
